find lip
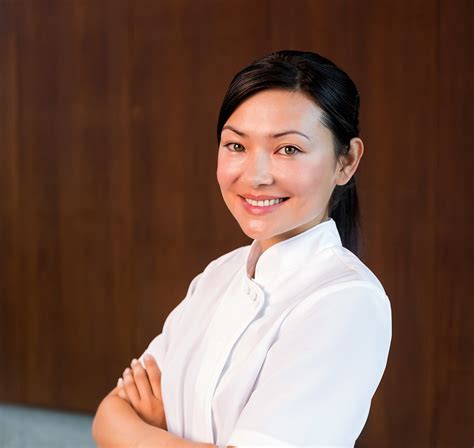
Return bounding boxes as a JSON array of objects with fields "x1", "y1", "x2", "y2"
[
  {"x1": 239, "y1": 195, "x2": 289, "y2": 215},
  {"x1": 240, "y1": 193, "x2": 287, "y2": 200}
]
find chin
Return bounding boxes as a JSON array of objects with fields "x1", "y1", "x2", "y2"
[{"x1": 237, "y1": 221, "x2": 281, "y2": 241}]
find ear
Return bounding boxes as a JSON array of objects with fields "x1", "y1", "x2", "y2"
[{"x1": 335, "y1": 137, "x2": 364, "y2": 186}]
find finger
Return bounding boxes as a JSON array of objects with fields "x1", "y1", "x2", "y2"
[
  {"x1": 117, "y1": 377, "x2": 128, "y2": 397},
  {"x1": 130, "y1": 358, "x2": 154, "y2": 401},
  {"x1": 117, "y1": 378, "x2": 130, "y2": 402},
  {"x1": 143, "y1": 354, "x2": 162, "y2": 399},
  {"x1": 123, "y1": 367, "x2": 141, "y2": 403}
]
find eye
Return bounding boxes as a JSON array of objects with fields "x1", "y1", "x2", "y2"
[
  {"x1": 223, "y1": 142, "x2": 245, "y2": 152},
  {"x1": 278, "y1": 145, "x2": 301, "y2": 156}
]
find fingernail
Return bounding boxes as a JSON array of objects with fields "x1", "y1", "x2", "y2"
[
  {"x1": 123, "y1": 368, "x2": 130, "y2": 375},
  {"x1": 131, "y1": 358, "x2": 138, "y2": 366},
  {"x1": 144, "y1": 353, "x2": 153, "y2": 362},
  {"x1": 117, "y1": 378, "x2": 123, "y2": 387}
]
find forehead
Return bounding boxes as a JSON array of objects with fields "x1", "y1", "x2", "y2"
[{"x1": 223, "y1": 89, "x2": 325, "y2": 136}]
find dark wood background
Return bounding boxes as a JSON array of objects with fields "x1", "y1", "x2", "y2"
[{"x1": 0, "y1": 1, "x2": 472, "y2": 447}]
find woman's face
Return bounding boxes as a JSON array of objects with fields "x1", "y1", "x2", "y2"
[{"x1": 216, "y1": 88, "x2": 342, "y2": 251}]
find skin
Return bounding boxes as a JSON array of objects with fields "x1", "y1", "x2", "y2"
[
  {"x1": 117, "y1": 355, "x2": 167, "y2": 429},
  {"x1": 216, "y1": 88, "x2": 364, "y2": 255},
  {"x1": 93, "y1": 356, "x2": 221, "y2": 447},
  {"x1": 93, "y1": 87, "x2": 364, "y2": 447}
]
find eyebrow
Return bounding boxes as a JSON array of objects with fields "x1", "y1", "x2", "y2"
[{"x1": 222, "y1": 125, "x2": 310, "y2": 141}]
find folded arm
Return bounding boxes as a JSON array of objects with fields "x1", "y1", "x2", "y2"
[
  {"x1": 92, "y1": 268, "x2": 234, "y2": 447},
  {"x1": 92, "y1": 381, "x2": 230, "y2": 448}
]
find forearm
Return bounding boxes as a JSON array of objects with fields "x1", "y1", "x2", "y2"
[
  {"x1": 92, "y1": 394, "x2": 161, "y2": 448},
  {"x1": 139, "y1": 428, "x2": 217, "y2": 448},
  {"x1": 92, "y1": 394, "x2": 217, "y2": 448}
]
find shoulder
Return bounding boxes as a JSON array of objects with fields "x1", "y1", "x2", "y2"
[
  {"x1": 286, "y1": 246, "x2": 392, "y2": 334},
  {"x1": 279, "y1": 278, "x2": 392, "y2": 374},
  {"x1": 201, "y1": 243, "x2": 250, "y2": 275},
  {"x1": 184, "y1": 244, "x2": 249, "y2": 298},
  {"x1": 161, "y1": 244, "x2": 251, "y2": 333},
  {"x1": 315, "y1": 245, "x2": 387, "y2": 295},
  {"x1": 332, "y1": 245, "x2": 387, "y2": 291}
]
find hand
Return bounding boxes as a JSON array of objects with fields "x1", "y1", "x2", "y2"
[{"x1": 117, "y1": 354, "x2": 168, "y2": 430}]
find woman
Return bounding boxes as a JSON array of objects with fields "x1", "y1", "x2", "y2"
[{"x1": 92, "y1": 50, "x2": 392, "y2": 448}]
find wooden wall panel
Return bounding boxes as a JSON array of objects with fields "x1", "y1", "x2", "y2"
[
  {"x1": 0, "y1": 0, "x2": 471, "y2": 446},
  {"x1": 433, "y1": 0, "x2": 473, "y2": 445}
]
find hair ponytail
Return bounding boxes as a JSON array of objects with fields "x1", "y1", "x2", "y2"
[{"x1": 329, "y1": 176, "x2": 360, "y2": 255}]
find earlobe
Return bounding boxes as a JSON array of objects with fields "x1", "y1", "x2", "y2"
[{"x1": 335, "y1": 166, "x2": 353, "y2": 186}]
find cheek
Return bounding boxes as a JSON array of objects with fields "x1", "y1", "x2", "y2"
[
  {"x1": 216, "y1": 151, "x2": 240, "y2": 189},
  {"x1": 280, "y1": 158, "x2": 335, "y2": 197}
]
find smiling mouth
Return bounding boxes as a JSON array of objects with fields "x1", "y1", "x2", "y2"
[{"x1": 240, "y1": 196, "x2": 290, "y2": 207}]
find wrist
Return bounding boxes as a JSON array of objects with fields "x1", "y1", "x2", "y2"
[
  {"x1": 142, "y1": 414, "x2": 167, "y2": 431},
  {"x1": 136, "y1": 425, "x2": 173, "y2": 448}
]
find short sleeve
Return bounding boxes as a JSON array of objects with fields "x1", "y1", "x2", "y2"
[
  {"x1": 138, "y1": 270, "x2": 203, "y2": 370},
  {"x1": 226, "y1": 284, "x2": 392, "y2": 448}
]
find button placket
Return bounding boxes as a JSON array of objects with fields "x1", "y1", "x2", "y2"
[
  {"x1": 197, "y1": 274, "x2": 263, "y2": 443},
  {"x1": 245, "y1": 283, "x2": 258, "y2": 301},
  {"x1": 244, "y1": 277, "x2": 263, "y2": 307}
]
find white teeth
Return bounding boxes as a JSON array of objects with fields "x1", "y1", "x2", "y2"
[{"x1": 244, "y1": 197, "x2": 285, "y2": 207}]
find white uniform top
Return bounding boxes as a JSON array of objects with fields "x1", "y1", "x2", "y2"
[{"x1": 138, "y1": 218, "x2": 392, "y2": 448}]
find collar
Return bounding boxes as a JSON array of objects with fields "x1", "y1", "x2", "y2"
[{"x1": 244, "y1": 218, "x2": 342, "y2": 296}]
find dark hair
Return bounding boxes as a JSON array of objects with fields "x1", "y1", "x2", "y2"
[{"x1": 216, "y1": 50, "x2": 361, "y2": 255}]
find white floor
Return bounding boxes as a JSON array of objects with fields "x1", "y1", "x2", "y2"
[{"x1": 0, "y1": 403, "x2": 95, "y2": 448}]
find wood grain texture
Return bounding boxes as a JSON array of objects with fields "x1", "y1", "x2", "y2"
[
  {"x1": 431, "y1": 0, "x2": 473, "y2": 446},
  {"x1": 0, "y1": 0, "x2": 471, "y2": 446}
]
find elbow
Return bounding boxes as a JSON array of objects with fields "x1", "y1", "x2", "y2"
[
  {"x1": 91, "y1": 396, "x2": 109, "y2": 446},
  {"x1": 91, "y1": 405, "x2": 101, "y2": 445},
  {"x1": 91, "y1": 411, "x2": 99, "y2": 444}
]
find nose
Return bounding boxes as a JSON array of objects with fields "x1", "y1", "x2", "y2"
[{"x1": 241, "y1": 150, "x2": 274, "y2": 187}]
